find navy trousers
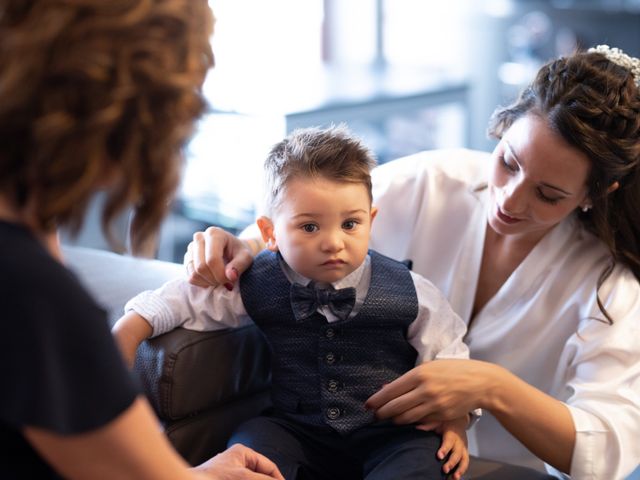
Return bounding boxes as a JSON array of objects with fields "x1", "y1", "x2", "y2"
[{"x1": 228, "y1": 415, "x2": 447, "y2": 480}]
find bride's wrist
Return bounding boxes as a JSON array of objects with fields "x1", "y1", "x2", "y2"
[{"x1": 478, "y1": 362, "x2": 513, "y2": 413}]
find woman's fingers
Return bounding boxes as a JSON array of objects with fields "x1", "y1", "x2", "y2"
[
  {"x1": 195, "y1": 443, "x2": 285, "y2": 479},
  {"x1": 365, "y1": 364, "x2": 442, "y2": 424},
  {"x1": 391, "y1": 401, "x2": 437, "y2": 425},
  {"x1": 195, "y1": 228, "x2": 228, "y2": 286},
  {"x1": 185, "y1": 231, "x2": 218, "y2": 286},
  {"x1": 415, "y1": 419, "x2": 442, "y2": 432},
  {"x1": 185, "y1": 239, "x2": 213, "y2": 287},
  {"x1": 223, "y1": 243, "x2": 254, "y2": 284},
  {"x1": 240, "y1": 445, "x2": 285, "y2": 479},
  {"x1": 365, "y1": 368, "x2": 421, "y2": 412},
  {"x1": 186, "y1": 227, "x2": 253, "y2": 288}
]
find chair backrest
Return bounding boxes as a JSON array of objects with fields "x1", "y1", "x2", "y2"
[{"x1": 63, "y1": 245, "x2": 183, "y2": 326}]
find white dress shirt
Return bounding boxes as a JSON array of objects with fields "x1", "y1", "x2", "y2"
[
  {"x1": 126, "y1": 254, "x2": 470, "y2": 367},
  {"x1": 369, "y1": 148, "x2": 640, "y2": 479}
]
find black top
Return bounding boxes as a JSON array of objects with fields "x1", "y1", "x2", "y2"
[{"x1": 0, "y1": 221, "x2": 138, "y2": 479}]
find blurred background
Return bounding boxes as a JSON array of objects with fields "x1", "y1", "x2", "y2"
[{"x1": 62, "y1": 0, "x2": 640, "y2": 263}]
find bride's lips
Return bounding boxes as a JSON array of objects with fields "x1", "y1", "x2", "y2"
[{"x1": 496, "y1": 206, "x2": 522, "y2": 224}]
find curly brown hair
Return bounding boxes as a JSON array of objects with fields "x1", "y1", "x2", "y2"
[
  {"x1": 0, "y1": 0, "x2": 214, "y2": 254},
  {"x1": 488, "y1": 49, "x2": 640, "y2": 321}
]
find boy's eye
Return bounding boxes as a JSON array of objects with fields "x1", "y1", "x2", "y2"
[
  {"x1": 342, "y1": 220, "x2": 358, "y2": 230},
  {"x1": 302, "y1": 224, "x2": 318, "y2": 233}
]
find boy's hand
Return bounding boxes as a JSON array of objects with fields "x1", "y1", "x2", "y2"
[{"x1": 419, "y1": 416, "x2": 469, "y2": 480}]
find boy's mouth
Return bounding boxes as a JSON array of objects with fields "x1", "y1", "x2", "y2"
[{"x1": 321, "y1": 259, "x2": 346, "y2": 266}]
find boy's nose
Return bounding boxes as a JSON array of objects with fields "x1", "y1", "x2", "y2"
[{"x1": 321, "y1": 232, "x2": 344, "y2": 252}]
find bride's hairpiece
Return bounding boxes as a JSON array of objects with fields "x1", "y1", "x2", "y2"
[{"x1": 588, "y1": 45, "x2": 640, "y2": 87}]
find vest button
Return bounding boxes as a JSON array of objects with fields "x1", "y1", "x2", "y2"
[
  {"x1": 326, "y1": 407, "x2": 341, "y2": 420},
  {"x1": 325, "y1": 352, "x2": 336, "y2": 364},
  {"x1": 325, "y1": 328, "x2": 335, "y2": 338},
  {"x1": 327, "y1": 379, "x2": 339, "y2": 392}
]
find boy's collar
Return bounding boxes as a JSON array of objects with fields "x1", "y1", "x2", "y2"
[{"x1": 278, "y1": 254, "x2": 370, "y2": 291}]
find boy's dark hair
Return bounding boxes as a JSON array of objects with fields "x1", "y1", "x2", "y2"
[{"x1": 263, "y1": 125, "x2": 377, "y2": 214}]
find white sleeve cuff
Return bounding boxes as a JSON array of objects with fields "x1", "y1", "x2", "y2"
[
  {"x1": 468, "y1": 408, "x2": 482, "y2": 430},
  {"x1": 124, "y1": 290, "x2": 178, "y2": 338}
]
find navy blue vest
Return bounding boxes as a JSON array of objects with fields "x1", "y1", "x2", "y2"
[{"x1": 239, "y1": 250, "x2": 418, "y2": 435}]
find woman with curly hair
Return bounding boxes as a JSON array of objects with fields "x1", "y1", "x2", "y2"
[
  {"x1": 0, "y1": 1, "x2": 283, "y2": 479},
  {"x1": 185, "y1": 46, "x2": 640, "y2": 479}
]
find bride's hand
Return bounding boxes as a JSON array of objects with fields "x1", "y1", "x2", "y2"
[{"x1": 365, "y1": 359, "x2": 497, "y2": 424}]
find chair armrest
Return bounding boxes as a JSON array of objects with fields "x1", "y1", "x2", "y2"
[{"x1": 134, "y1": 324, "x2": 272, "y2": 421}]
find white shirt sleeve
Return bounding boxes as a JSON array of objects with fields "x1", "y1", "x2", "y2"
[
  {"x1": 554, "y1": 267, "x2": 640, "y2": 479},
  {"x1": 406, "y1": 270, "x2": 481, "y2": 426},
  {"x1": 124, "y1": 278, "x2": 253, "y2": 337},
  {"x1": 406, "y1": 271, "x2": 470, "y2": 363}
]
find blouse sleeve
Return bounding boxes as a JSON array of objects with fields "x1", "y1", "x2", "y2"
[
  {"x1": 557, "y1": 266, "x2": 640, "y2": 479},
  {"x1": 125, "y1": 278, "x2": 253, "y2": 337},
  {"x1": 406, "y1": 271, "x2": 469, "y2": 363}
]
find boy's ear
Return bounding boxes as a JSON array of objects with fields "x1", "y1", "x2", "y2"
[
  {"x1": 256, "y1": 216, "x2": 278, "y2": 252},
  {"x1": 370, "y1": 206, "x2": 378, "y2": 223}
]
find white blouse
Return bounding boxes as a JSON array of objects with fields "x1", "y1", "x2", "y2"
[{"x1": 369, "y1": 148, "x2": 640, "y2": 479}]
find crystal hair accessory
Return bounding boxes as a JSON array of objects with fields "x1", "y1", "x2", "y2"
[{"x1": 588, "y1": 45, "x2": 640, "y2": 87}]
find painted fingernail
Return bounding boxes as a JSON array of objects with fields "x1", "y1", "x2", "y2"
[
  {"x1": 229, "y1": 267, "x2": 239, "y2": 281},
  {"x1": 224, "y1": 283, "x2": 233, "y2": 291}
]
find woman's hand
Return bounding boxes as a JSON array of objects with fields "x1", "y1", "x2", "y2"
[
  {"x1": 367, "y1": 359, "x2": 577, "y2": 474},
  {"x1": 193, "y1": 443, "x2": 284, "y2": 479},
  {"x1": 185, "y1": 226, "x2": 258, "y2": 289},
  {"x1": 365, "y1": 359, "x2": 500, "y2": 425}
]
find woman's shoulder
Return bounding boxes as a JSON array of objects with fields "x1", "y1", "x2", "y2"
[
  {"x1": 372, "y1": 148, "x2": 492, "y2": 189},
  {"x1": 566, "y1": 220, "x2": 640, "y2": 326},
  {"x1": 0, "y1": 224, "x2": 98, "y2": 321}
]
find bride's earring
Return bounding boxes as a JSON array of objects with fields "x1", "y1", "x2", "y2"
[{"x1": 581, "y1": 204, "x2": 592, "y2": 212}]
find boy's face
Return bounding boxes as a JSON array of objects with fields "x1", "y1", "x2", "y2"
[{"x1": 259, "y1": 176, "x2": 377, "y2": 284}]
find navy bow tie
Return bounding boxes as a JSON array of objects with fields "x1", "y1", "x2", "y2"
[{"x1": 290, "y1": 282, "x2": 356, "y2": 322}]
